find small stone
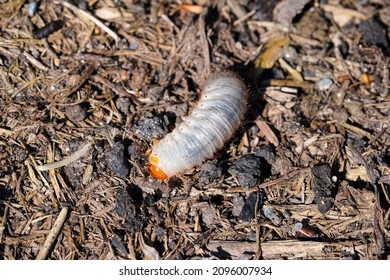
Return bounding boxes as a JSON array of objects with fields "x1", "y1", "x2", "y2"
[
  {"x1": 63, "y1": 165, "x2": 83, "y2": 189},
  {"x1": 232, "y1": 196, "x2": 245, "y2": 217},
  {"x1": 317, "y1": 77, "x2": 333, "y2": 91},
  {"x1": 228, "y1": 154, "x2": 262, "y2": 189},
  {"x1": 111, "y1": 234, "x2": 128, "y2": 257},
  {"x1": 115, "y1": 97, "x2": 131, "y2": 115},
  {"x1": 359, "y1": 18, "x2": 389, "y2": 51},
  {"x1": 133, "y1": 116, "x2": 168, "y2": 141},
  {"x1": 153, "y1": 226, "x2": 166, "y2": 238},
  {"x1": 262, "y1": 205, "x2": 282, "y2": 225},
  {"x1": 27, "y1": 1, "x2": 39, "y2": 17},
  {"x1": 127, "y1": 142, "x2": 144, "y2": 160},
  {"x1": 256, "y1": 145, "x2": 275, "y2": 164},
  {"x1": 255, "y1": 145, "x2": 280, "y2": 175},
  {"x1": 65, "y1": 104, "x2": 88, "y2": 123},
  {"x1": 239, "y1": 192, "x2": 264, "y2": 221},
  {"x1": 199, "y1": 204, "x2": 216, "y2": 228},
  {"x1": 105, "y1": 142, "x2": 130, "y2": 178},
  {"x1": 147, "y1": 86, "x2": 164, "y2": 100},
  {"x1": 197, "y1": 160, "x2": 222, "y2": 187},
  {"x1": 129, "y1": 41, "x2": 139, "y2": 50}
]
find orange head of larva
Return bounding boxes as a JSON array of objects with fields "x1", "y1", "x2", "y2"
[
  {"x1": 148, "y1": 153, "x2": 168, "y2": 180},
  {"x1": 149, "y1": 165, "x2": 168, "y2": 180}
]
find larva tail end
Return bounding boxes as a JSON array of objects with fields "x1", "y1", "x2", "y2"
[{"x1": 149, "y1": 165, "x2": 168, "y2": 180}]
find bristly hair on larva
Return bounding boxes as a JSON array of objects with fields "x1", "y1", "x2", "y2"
[{"x1": 148, "y1": 71, "x2": 249, "y2": 180}]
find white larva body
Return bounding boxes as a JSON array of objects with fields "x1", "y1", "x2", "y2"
[{"x1": 149, "y1": 72, "x2": 248, "y2": 178}]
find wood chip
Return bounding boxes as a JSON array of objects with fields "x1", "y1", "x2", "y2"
[
  {"x1": 255, "y1": 119, "x2": 279, "y2": 147},
  {"x1": 36, "y1": 207, "x2": 69, "y2": 260}
]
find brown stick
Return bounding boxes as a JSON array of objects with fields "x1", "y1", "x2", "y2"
[{"x1": 36, "y1": 207, "x2": 69, "y2": 260}]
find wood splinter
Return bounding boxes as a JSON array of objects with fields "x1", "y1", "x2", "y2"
[{"x1": 36, "y1": 207, "x2": 69, "y2": 260}]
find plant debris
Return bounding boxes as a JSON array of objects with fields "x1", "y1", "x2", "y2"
[
  {"x1": 105, "y1": 142, "x2": 130, "y2": 178},
  {"x1": 228, "y1": 154, "x2": 263, "y2": 189},
  {"x1": 0, "y1": 0, "x2": 389, "y2": 260},
  {"x1": 32, "y1": 20, "x2": 64, "y2": 40},
  {"x1": 311, "y1": 164, "x2": 335, "y2": 214}
]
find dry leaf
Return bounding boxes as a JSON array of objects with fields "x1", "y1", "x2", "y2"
[
  {"x1": 265, "y1": 88, "x2": 297, "y2": 103},
  {"x1": 278, "y1": 58, "x2": 303, "y2": 81},
  {"x1": 255, "y1": 119, "x2": 279, "y2": 147},
  {"x1": 255, "y1": 33, "x2": 289, "y2": 69},
  {"x1": 321, "y1": 4, "x2": 369, "y2": 27},
  {"x1": 273, "y1": 0, "x2": 312, "y2": 27},
  {"x1": 139, "y1": 234, "x2": 160, "y2": 260},
  {"x1": 345, "y1": 165, "x2": 369, "y2": 182},
  {"x1": 95, "y1": 7, "x2": 122, "y2": 20}
]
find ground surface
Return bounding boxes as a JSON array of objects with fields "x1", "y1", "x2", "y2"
[{"x1": 0, "y1": 0, "x2": 389, "y2": 260}]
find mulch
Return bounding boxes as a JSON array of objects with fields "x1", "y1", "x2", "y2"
[{"x1": 0, "y1": 0, "x2": 389, "y2": 260}]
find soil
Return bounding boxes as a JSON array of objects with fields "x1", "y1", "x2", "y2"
[{"x1": 0, "y1": 0, "x2": 389, "y2": 260}]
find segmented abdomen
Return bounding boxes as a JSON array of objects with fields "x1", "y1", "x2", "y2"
[{"x1": 149, "y1": 72, "x2": 248, "y2": 178}]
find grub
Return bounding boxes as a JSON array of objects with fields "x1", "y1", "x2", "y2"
[{"x1": 0, "y1": 0, "x2": 388, "y2": 260}]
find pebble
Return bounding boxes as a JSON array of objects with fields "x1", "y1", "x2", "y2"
[
  {"x1": 27, "y1": 1, "x2": 38, "y2": 17},
  {"x1": 65, "y1": 104, "x2": 88, "y2": 123},
  {"x1": 262, "y1": 205, "x2": 282, "y2": 225},
  {"x1": 115, "y1": 97, "x2": 131, "y2": 115},
  {"x1": 359, "y1": 18, "x2": 389, "y2": 51},
  {"x1": 317, "y1": 77, "x2": 333, "y2": 91},
  {"x1": 197, "y1": 160, "x2": 222, "y2": 187},
  {"x1": 133, "y1": 116, "x2": 168, "y2": 141},
  {"x1": 239, "y1": 192, "x2": 264, "y2": 221},
  {"x1": 228, "y1": 154, "x2": 263, "y2": 189},
  {"x1": 105, "y1": 142, "x2": 130, "y2": 178}
]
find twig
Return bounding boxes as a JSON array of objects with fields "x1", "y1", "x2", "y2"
[
  {"x1": 227, "y1": 167, "x2": 311, "y2": 193},
  {"x1": 233, "y1": 9, "x2": 256, "y2": 26},
  {"x1": 0, "y1": 127, "x2": 13, "y2": 136},
  {"x1": 60, "y1": 1, "x2": 120, "y2": 42},
  {"x1": 92, "y1": 74, "x2": 142, "y2": 106},
  {"x1": 36, "y1": 207, "x2": 69, "y2": 260},
  {"x1": 198, "y1": 14, "x2": 210, "y2": 74},
  {"x1": 337, "y1": 122, "x2": 374, "y2": 139},
  {"x1": 0, "y1": 204, "x2": 9, "y2": 245},
  {"x1": 254, "y1": 192, "x2": 262, "y2": 260},
  {"x1": 259, "y1": 79, "x2": 314, "y2": 89},
  {"x1": 37, "y1": 141, "x2": 93, "y2": 171}
]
